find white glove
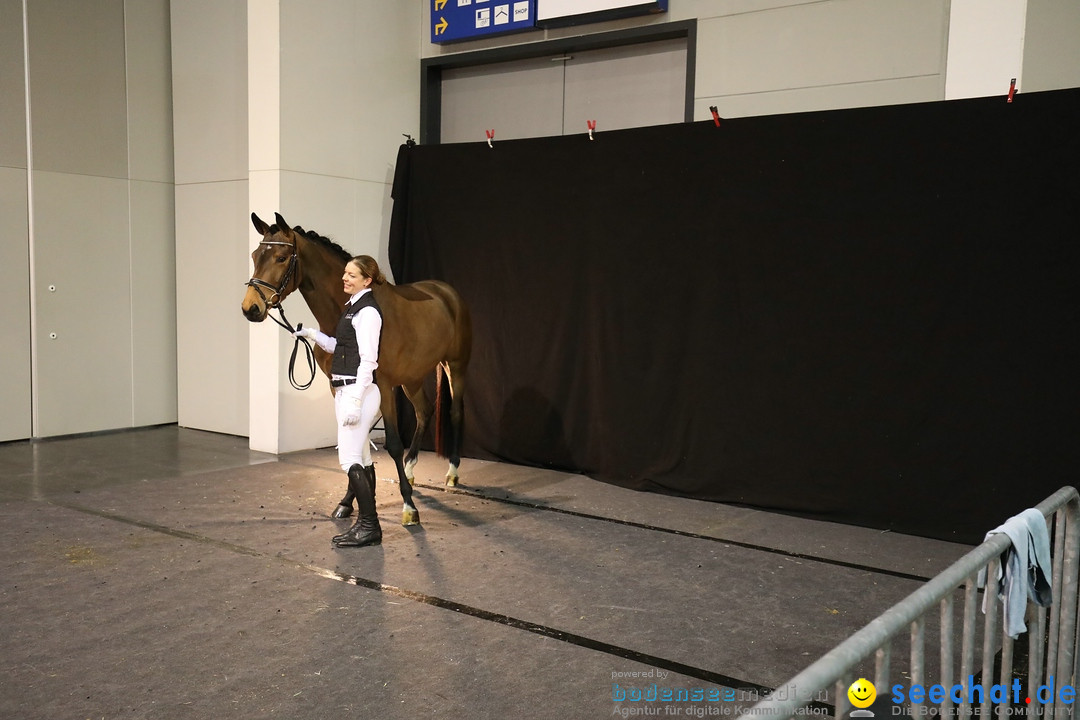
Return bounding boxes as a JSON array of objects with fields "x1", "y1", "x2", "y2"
[
  {"x1": 294, "y1": 327, "x2": 335, "y2": 352},
  {"x1": 340, "y1": 384, "x2": 364, "y2": 427}
]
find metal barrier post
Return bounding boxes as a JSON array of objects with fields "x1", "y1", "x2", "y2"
[{"x1": 940, "y1": 595, "x2": 955, "y2": 718}]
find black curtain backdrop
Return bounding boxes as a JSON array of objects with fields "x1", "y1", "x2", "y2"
[{"x1": 389, "y1": 88, "x2": 1080, "y2": 544}]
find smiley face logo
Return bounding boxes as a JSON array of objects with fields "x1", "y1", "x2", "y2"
[{"x1": 848, "y1": 678, "x2": 876, "y2": 709}]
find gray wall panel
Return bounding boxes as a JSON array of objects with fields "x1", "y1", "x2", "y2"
[
  {"x1": 1023, "y1": 0, "x2": 1080, "y2": 93},
  {"x1": 425, "y1": 0, "x2": 951, "y2": 123},
  {"x1": 441, "y1": 57, "x2": 566, "y2": 143},
  {"x1": 563, "y1": 38, "x2": 686, "y2": 132},
  {"x1": 0, "y1": 0, "x2": 26, "y2": 170},
  {"x1": 125, "y1": 0, "x2": 174, "y2": 184},
  {"x1": 26, "y1": 0, "x2": 128, "y2": 178},
  {"x1": 0, "y1": 167, "x2": 31, "y2": 442},
  {"x1": 697, "y1": 0, "x2": 947, "y2": 98},
  {"x1": 697, "y1": 74, "x2": 946, "y2": 120},
  {"x1": 440, "y1": 38, "x2": 686, "y2": 144},
  {"x1": 32, "y1": 171, "x2": 132, "y2": 437},
  {"x1": 131, "y1": 179, "x2": 177, "y2": 427}
]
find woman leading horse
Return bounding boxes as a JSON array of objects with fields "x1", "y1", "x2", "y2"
[
  {"x1": 241, "y1": 212, "x2": 472, "y2": 529},
  {"x1": 294, "y1": 255, "x2": 385, "y2": 547}
]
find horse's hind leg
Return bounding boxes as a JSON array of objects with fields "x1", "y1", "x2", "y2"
[
  {"x1": 400, "y1": 382, "x2": 434, "y2": 485},
  {"x1": 443, "y1": 360, "x2": 467, "y2": 487},
  {"x1": 379, "y1": 387, "x2": 420, "y2": 526}
]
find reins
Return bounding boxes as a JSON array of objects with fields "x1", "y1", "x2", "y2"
[{"x1": 245, "y1": 240, "x2": 317, "y2": 391}]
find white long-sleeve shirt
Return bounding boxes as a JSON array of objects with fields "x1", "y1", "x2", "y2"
[{"x1": 314, "y1": 288, "x2": 382, "y2": 389}]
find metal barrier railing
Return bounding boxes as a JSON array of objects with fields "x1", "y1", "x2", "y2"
[{"x1": 749, "y1": 486, "x2": 1080, "y2": 720}]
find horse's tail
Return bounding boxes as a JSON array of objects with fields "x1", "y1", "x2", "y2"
[{"x1": 434, "y1": 363, "x2": 453, "y2": 458}]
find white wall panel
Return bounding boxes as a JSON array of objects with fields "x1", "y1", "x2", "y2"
[
  {"x1": 946, "y1": 0, "x2": 1027, "y2": 100},
  {"x1": 279, "y1": 169, "x2": 390, "y2": 272},
  {"x1": 280, "y1": 0, "x2": 420, "y2": 182},
  {"x1": 246, "y1": 0, "x2": 419, "y2": 452},
  {"x1": 277, "y1": 172, "x2": 361, "y2": 256},
  {"x1": 175, "y1": 181, "x2": 251, "y2": 437},
  {"x1": 171, "y1": 0, "x2": 247, "y2": 185},
  {"x1": 32, "y1": 171, "x2": 132, "y2": 437},
  {"x1": 130, "y1": 179, "x2": 177, "y2": 426},
  {"x1": 26, "y1": 0, "x2": 128, "y2": 178},
  {"x1": 172, "y1": 0, "x2": 248, "y2": 436},
  {"x1": 0, "y1": 167, "x2": 31, "y2": 442},
  {"x1": 248, "y1": 171, "x2": 394, "y2": 454}
]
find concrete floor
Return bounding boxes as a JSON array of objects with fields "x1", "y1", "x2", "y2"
[{"x1": 0, "y1": 426, "x2": 974, "y2": 719}]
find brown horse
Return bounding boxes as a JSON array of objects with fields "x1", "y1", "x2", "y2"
[{"x1": 241, "y1": 212, "x2": 471, "y2": 526}]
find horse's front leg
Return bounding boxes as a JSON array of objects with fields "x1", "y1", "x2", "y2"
[{"x1": 380, "y1": 386, "x2": 420, "y2": 526}]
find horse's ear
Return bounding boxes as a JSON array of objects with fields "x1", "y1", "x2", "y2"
[
  {"x1": 251, "y1": 212, "x2": 270, "y2": 236},
  {"x1": 274, "y1": 212, "x2": 294, "y2": 239}
]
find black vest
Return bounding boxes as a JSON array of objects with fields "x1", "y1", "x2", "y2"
[{"x1": 330, "y1": 292, "x2": 381, "y2": 380}]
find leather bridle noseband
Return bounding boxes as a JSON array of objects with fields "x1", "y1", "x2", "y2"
[{"x1": 245, "y1": 239, "x2": 316, "y2": 390}]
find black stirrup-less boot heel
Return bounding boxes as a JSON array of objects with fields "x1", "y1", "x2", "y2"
[{"x1": 332, "y1": 464, "x2": 382, "y2": 548}]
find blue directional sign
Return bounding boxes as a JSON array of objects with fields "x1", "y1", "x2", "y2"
[{"x1": 431, "y1": 0, "x2": 538, "y2": 44}]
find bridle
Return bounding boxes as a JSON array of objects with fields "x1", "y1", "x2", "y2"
[
  {"x1": 245, "y1": 240, "x2": 298, "y2": 313},
  {"x1": 245, "y1": 238, "x2": 316, "y2": 390}
]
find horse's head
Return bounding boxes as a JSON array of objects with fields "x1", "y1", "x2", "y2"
[{"x1": 242, "y1": 212, "x2": 301, "y2": 322}]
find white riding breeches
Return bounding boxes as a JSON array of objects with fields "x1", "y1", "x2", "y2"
[{"x1": 335, "y1": 382, "x2": 382, "y2": 471}]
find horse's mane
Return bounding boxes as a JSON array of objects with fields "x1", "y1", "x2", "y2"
[{"x1": 276, "y1": 223, "x2": 352, "y2": 264}]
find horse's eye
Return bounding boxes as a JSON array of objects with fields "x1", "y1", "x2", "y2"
[{"x1": 276, "y1": 256, "x2": 287, "y2": 263}]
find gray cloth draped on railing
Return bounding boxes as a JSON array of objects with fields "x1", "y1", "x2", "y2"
[{"x1": 977, "y1": 507, "x2": 1053, "y2": 639}]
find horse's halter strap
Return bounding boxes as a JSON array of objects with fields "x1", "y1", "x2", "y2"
[{"x1": 245, "y1": 238, "x2": 316, "y2": 390}]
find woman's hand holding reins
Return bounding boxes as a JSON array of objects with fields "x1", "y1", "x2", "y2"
[{"x1": 294, "y1": 327, "x2": 335, "y2": 353}]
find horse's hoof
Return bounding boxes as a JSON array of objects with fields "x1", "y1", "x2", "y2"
[
  {"x1": 331, "y1": 504, "x2": 353, "y2": 519},
  {"x1": 445, "y1": 475, "x2": 458, "y2": 487},
  {"x1": 402, "y1": 506, "x2": 420, "y2": 526}
]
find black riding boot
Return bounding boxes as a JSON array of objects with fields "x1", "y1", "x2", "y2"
[
  {"x1": 363, "y1": 463, "x2": 377, "y2": 496},
  {"x1": 332, "y1": 464, "x2": 381, "y2": 548}
]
